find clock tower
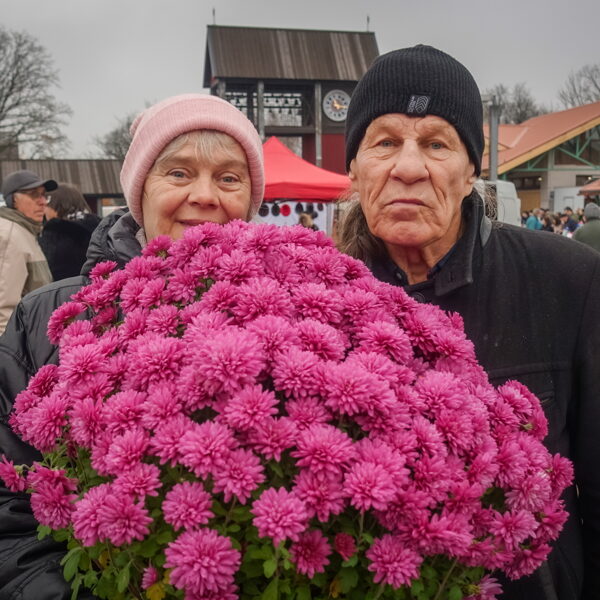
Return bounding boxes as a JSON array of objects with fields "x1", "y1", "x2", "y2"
[{"x1": 204, "y1": 26, "x2": 379, "y2": 174}]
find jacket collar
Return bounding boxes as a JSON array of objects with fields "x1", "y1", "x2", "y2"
[
  {"x1": 368, "y1": 191, "x2": 489, "y2": 297},
  {"x1": 0, "y1": 206, "x2": 43, "y2": 236}
]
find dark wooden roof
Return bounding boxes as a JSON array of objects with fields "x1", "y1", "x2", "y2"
[
  {"x1": 0, "y1": 160, "x2": 122, "y2": 196},
  {"x1": 204, "y1": 25, "x2": 379, "y2": 85}
]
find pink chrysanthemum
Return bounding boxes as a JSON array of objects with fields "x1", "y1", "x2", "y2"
[
  {"x1": 104, "y1": 428, "x2": 150, "y2": 475},
  {"x1": 0, "y1": 456, "x2": 27, "y2": 492},
  {"x1": 465, "y1": 575, "x2": 503, "y2": 600},
  {"x1": 292, "y1": 283, "x2": 341, "y2": 324},
  {"x1": 247, "y1": 417, "x2": 297, "y2": 461},
  {"x1": 290, "y1": 529, "x2": 331, "y2": 578},
  {"x1": 179, "y1": 422, "x2": 238, "y2": 478},
  {"x1": 164, "y1": 528, "x2": 240, "y2": 595},
  {"x1": 293, "y1": 470, "x2": 346, "y2": 522},
  {"x1": 292, "y1": 424, "x2": 355, "y2": 476},
  {"x1": 296, "y1": 318, "x2": 347, "y2": 361},
  {"x1": 251, "y1": 487, "x2": 308, "y2": 546},
  {"x1": 223, "y1": 385, "x2": 279, "y2": 431},
  {"x1": 366, "y1": 534, "x2": 422, "y2": 588},
  {"x1": 232, "y1": 277, "x2": 294, "y2": 323},
  {"x1": 146, "y1": 304, "x2": 180, "y2": 336},
  {"x1": 344, "y1": 461, "x2": 397, "y2": 512},
  {"x1": 47, "y1": 301, "x2": 88, "y2": 343},
  {"x1": 140, "y1": 382, "x2": 182, "y2": 431},
  {"x1": 101, "y1": 390, "x2": 146, "y2": 435},
  {"x1": 97, "y1": 493, "x2": 152, "y2": 546},
  {"x1": 334, "y1": 532, "x2": 357, "y2": 561},
  {"x1": 30, "y1": 481, "x2": 76, "y2": 529},
  {"x1": 113, "y1": 463, "x2": 161, "y2": 500},
  {"x1": 187, "y1": 328, "x2": 265, "y2": 396},
  {"x1": 149, "y1": 415, "x2": 195, "y2": 466},
  {"x1": 141, "y1": 566, "x2": 159, "y2": 590},
  {"x1": 212, "y1": 448, "x2": 265, "y2": 504},
  {"x1": 285, "y1": 397, "x2": 331, "y2": 430},
  {"x1": 72, "y1": 483, "x2": 112, "y2": 546},
  {"x1": 162, "y1": 482, "x2": 213, "y2": 530},
  {"x1": 271, "y1": 347, "x2": 322, "y2": 399}
]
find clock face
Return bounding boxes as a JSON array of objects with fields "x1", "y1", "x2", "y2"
[{"x1": 322, "y1": 89, "x2": 350, "y2": 122}]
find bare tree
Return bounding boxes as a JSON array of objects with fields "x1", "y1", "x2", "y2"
[
  {"x1": 558, "y1": 64, "x2": 600, "y2": 108},
  {"x1": 94, "y1": 112, "x2": 136, "y2": 161},
  {"x1": 483, "y1": 82, "x2": 546, "y2": 124},
  {"x1": 0, "y1": 26, "x2": 72, "y2": 158}
]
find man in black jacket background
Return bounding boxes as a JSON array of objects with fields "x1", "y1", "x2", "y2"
[{"x1": 338, "y1": 45, "x2": 600, "y2": 599}]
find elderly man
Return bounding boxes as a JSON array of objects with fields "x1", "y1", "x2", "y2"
[
  {"x1": 573, "y1": 202, "x2": 600, "y2": 252},
  {"x1": 339, "y1": 45, "x2": 599, "y2": 600},
  {"x1": 0, "y1": 170, "x2": 55, "y2": 333}
]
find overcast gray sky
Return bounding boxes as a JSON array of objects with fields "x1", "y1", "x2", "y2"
[{"x1": 2, "y1": 0, "x2": 599, "y2": 157}]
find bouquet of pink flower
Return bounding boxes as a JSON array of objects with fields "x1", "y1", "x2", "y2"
[{"x1": 1, "y1": 221, "x2": 572, "y2": 600}]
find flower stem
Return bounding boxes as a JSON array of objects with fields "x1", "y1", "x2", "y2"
[
  {"x1": 373, "y1": 584, "x2": 385, "y2": 599},
  {"x1": 358, "y1": 511, "x2": 365, "y2": 544},
  {"x1": 433, "y1": 558, "x2": 459, "y2": 600}
]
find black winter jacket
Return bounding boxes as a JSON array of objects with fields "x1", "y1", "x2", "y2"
[
  {"x1": 370, "y1": 194, "x2": 600, "y2": 600},
  {"x1": 39, "y1": 214, "x2": 101, "y2": 281},
  {"x1": 0, "y1": 211, "x2": 140, "y2": 599}
]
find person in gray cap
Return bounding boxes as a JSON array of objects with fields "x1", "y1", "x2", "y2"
[
  {"x1": 573, "y1": 202, "x2": 600, "y2": 253},
  {"x1": 0, "y1": 170, "x2": 56, "y2": 333},
  {"x1": 339, "y1": 44, "x2": 600, "y2": 600}
]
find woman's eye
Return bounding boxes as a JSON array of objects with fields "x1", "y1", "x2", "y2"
[
  {"x1": 221, "y1": 175, "x2": 239, "y2": 184},
  {"x1": 430, "y1": 141, "x2": 445, "y2": 150},
  {"x1": 378, "y1": 139, "x2": 395, "y2": 148},
  {"x1": 169, "y1": 169, "x2": 187, "y2": 178}
]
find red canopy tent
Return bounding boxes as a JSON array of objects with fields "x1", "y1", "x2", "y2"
[{"x1": 263, "y1": 136, "x2": 350, "y2": 201}]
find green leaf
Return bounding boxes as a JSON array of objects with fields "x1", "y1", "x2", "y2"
[
  {"x1": 341, "y1": 555, "x2": 358, "y2": 568},
  {"x1": 296, "y1": 585, "x2": 311, "y2": 600},
  {"x1": 138, "y1": 537, "x2": 160, "y2": 558},
  {"x1": 70, "y1": 574, "x2": 82, "y2": 600},
  {"x1": 156, "y1": 529, "x2": 174, "y2": 544},
  {"x1": 240, "y1": 560, "x2": 264, "y2": 578},
  {"x1": 84, "y1": 570, "x2": 98, "y2": 588},
  {"x1": 116, "y1": 564, "x2": 131, "y2": 594},
  {"x1": 261, "y1": 578, "x2": 278, "y2": 600},
  {"x1": 411, "y1": 579, "x2": 425, "y2": 596},
  {"x1": 248, "y1": 545, "x2": 273, "y2": 560},
  {"x1": 37, "y1": 525, "x2": 51, "y2": 540},
  {"x1": 228, "y1": 523, "x2": 241, "y2": 533},
  {"x1": 263, "y1": 558, "x2": 277, "y2": 578},
  {"x1": 339, "y1": 568, "x2": 359, "y2": 593},
  {"x1": 448, "y1": 585, "x2": 464, "y2": 600},
  {"x1": 62, "y1": 548, "x2": 82, "y2": 582}
]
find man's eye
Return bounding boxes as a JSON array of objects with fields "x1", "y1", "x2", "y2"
[
  {"x1": 430, "y1": 142, "x2": 445, "y2": 150},
  {"x1": 378, "y1": 139, "x2": 395, "y2": 148}
]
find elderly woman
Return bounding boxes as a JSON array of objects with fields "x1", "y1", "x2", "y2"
[{"x1": 0, "y1": 94, "x2": 264, "y2": 599}]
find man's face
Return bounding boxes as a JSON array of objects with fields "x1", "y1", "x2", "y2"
[
  {"x1": 12, "y1": 186, "x2": 48, "y2": 223},
  {"x1": 349, "y1": 114, "x2": 476, "y2": 255}
]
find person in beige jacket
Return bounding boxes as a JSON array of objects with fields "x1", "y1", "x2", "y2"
[{"x1": 0, "y1": 170, "x2": 56, "y2": 333}]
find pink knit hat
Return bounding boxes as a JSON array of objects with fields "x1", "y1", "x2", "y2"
[{"x1": 120, "y1": 94, "x2": 265, "y2": 225}]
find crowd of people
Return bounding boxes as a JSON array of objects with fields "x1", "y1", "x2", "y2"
[{"x1": 0, "y1": 44, "x2": 598, "y2": 600}]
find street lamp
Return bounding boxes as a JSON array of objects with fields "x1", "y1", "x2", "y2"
[{"x1": 481, "y1": 94, "x2": 500, "y2": 182}]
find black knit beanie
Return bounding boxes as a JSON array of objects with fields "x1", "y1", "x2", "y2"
[{"x1": 345, "y1": 45, "x2": 484, "y2": 175}]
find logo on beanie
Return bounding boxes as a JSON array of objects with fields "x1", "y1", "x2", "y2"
[{"x1": 407, "y1": 95, "x2": 430, "y2": 115}]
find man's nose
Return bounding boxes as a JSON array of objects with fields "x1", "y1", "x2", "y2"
[{"x1": 389, "y1": 141, "x2": 428, "y2": 184}]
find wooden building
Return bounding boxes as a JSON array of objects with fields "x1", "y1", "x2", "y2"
[{"x1": 204, "y1": 25, "x2": 379, "y2": 174}]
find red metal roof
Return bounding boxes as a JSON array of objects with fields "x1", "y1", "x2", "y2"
[{"x1": 482, "y1": 100, "x2": 600, "y2": 173}]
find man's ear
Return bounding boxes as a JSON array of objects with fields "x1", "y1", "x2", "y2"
[{"x1": 348, "y1": 159, "x2": 357, "y2": 184}]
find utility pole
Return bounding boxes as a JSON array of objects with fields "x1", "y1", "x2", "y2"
[{"x1": 481, "y1": 94, "x2": 500, "y2": 181}]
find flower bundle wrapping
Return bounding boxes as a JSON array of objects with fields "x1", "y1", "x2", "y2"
[{"x1": 2, "y1": 221, "x2": 572, "y2": 600}]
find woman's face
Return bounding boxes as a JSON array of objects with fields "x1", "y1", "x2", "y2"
[{"x1": 142, "y1": 137, "x2": 252, "y2": 241}]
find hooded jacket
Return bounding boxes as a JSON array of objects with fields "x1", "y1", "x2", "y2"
[
  {"x1": 0, "y1": 207, "x2": 52, "y2": 334},
  {"x1": 0, "y1": 210, "x2": 140, "y2": 599},
  {"x1": 369, "y1": 193, "x2": 600, "y2": 600},
  {"x1": 39, "y1": 214, "x2": 102, "y2": 281}
]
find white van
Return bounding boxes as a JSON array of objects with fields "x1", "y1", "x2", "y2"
[{"x1": 474, "y1": 179, "x2": 521, "y2": 227}]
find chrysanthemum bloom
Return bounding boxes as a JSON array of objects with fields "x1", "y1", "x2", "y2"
[
  {"x1": 179, "y1": 421, "x2": 238, "y2": 478},
  {"x1": 465, "y1": 575, "x2": 503, "y2": 600},
  {"x1": 295, "y1": 318, "x2": 347, "y2": 361},
  {"x1": 290, "y1": 529, "x2": 331, "y2": 577},
  {"x1": 212, "y1": 448, "x2": 265, "y2": 504},
  {"x1": 285, "y1": 397, "x2": 331, "y2": 430},
  {"x1": 356, "y1": 320, "x2": 413, "y2": 363},
  {"x1": 47, "y1": 301, "x2": 88, "y2": 343},
  {"x1": 146, "y1": 304, "x2": 180, "y2": 336},
  {"x1": 334, "y1": 532, "x2": 357, "y2": 561},
  {"x1": 104, "y1": 428, "x2": 150, "y2": 475},
  {"x1": 223, "y1": 385, "x2": 279, "y2": 431},
  {"x1": 141, "y1": 565, "x2": 159, "y2": 590},
  {"x1": 293, "y1": 470, "x2": 346, "y2": 522},
  {"x1": 0, "y1": 456, "x2": 27, "y2": 492},
  {"x1": 251, "y1": 487, "x2": 309, "y2": 546},
  {"x1": 140, "y1": 382, "x2": 182, "y2": 431},
  {"x1": 72, "y1": 484, "x2": 111, "y2": 546},
  {"x1": 149, "y1": 415, "x2": 195, "y2": 466},
  {"x1": 30, "y1": 481, "x2": 77, "y2": 529},
  {"x1": 366, "y1": 534, "x2": 423, "y2": 589},
  {"x1": 292, "y1": 424, "x2": 355, "y2": 476},
  {"x1": 344, "y1": 461, "x2": 397, "y2": 512},
  {"x1": 162, "y1": 482, "x2": 213, "y2": 530},
  {"x1": 23, "y1": 391, "x2": 71, "y2": 452},
  {"x1": 247, "y1": 417, "x2": 297, "y2": 461},
  {"x1": 101, "y1": 390, "x2": 146, "y2": 436},
  {"x1": 113, "y1": 463, "x2": 161, "y2": 500},
  {"x1": 164, "y1": 528, "x2": 240, "y2": 595},
  {"x1": 215, "y1": 248, "x2": 262, "y2": 284},
  {"x1": 271, "y1": 347, "x2": 322, "y2": 399},
  {"x1": 97, "y1": 493, "x2": 152, "y2": 546}
]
